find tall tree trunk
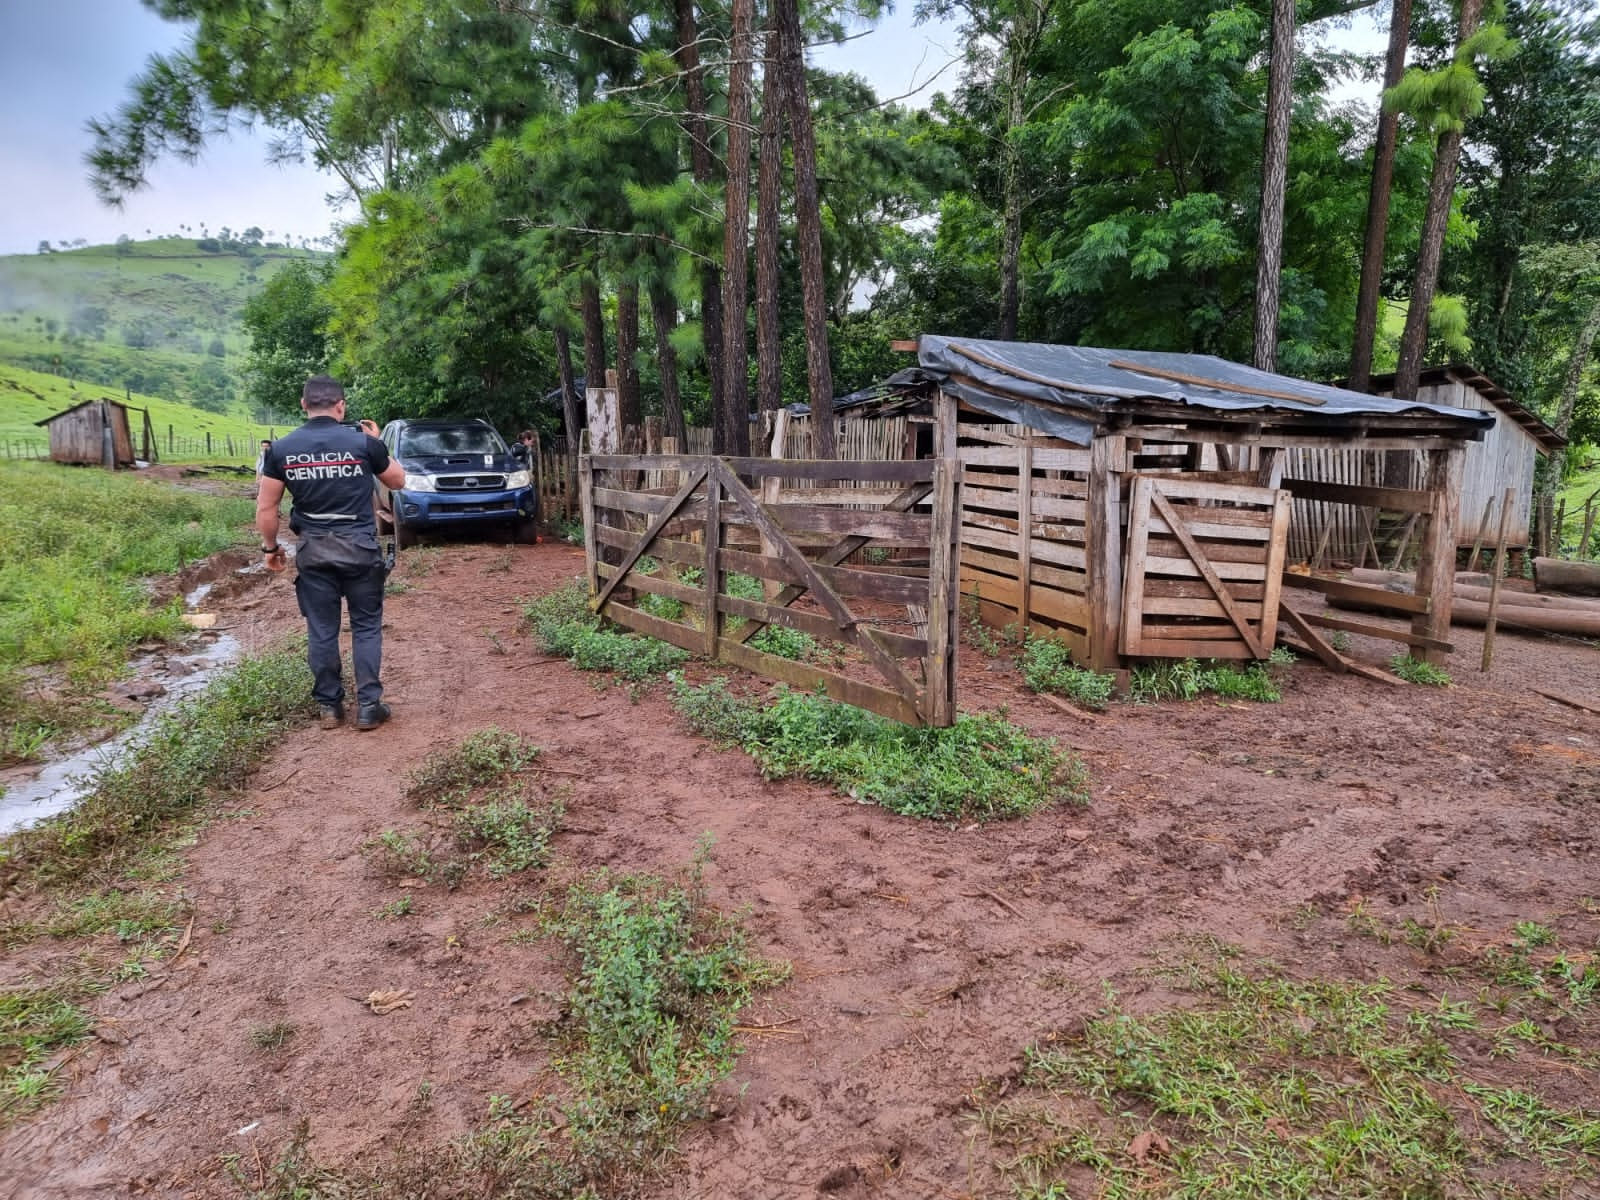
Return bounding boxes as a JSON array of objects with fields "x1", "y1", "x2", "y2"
[
  {"x1": 554, "y1": 325, "x2": 581, "y2": 484},
  {"x1": 616, "y1": 279, "x2": 641, "y2": 431},
  {"x1": 650, "y1": 282, "x2": 687, "y2": 446},
  {"x1": 674, "y1": 0, "x2": 724, "y2": 428},
  {"x1": 1252, "y1": 0, "x2": 1295, "y2": 373},
  {"x1": 1393, "y1": 0, "x2": 1486, "y2": 401},
  {"x1": 720, "y1": 0, "x2": 755, "y2": 456},
  {"x1": 580, "y1": 275, "x2": 606, "y2": 396},
  {"x1": 775, "y1": 0, "x2": 835, "y2": 458},
  {"x1": 755, "y1": 31, "x2": 785, "y2": 425},
  {"x1": 1348, "y1": 0, "x2": 1413, "y2": 392},
  {"x1": 998, "y1": 38, "x2": 1026, "y2": 342}
]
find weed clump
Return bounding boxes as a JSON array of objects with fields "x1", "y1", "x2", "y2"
[
  {"x1": 1390, "y1": 653, "x2": 1452, "y2": 686},
  {"x1": 1129, "y1": 656, "x2": 1283, "y2": 703},
  {"x1": 673, "y1": 677, "x2": 1085, "y2": 821},
  {"x1": 380, "y1": 726, "x2": 562, "y2": 887},
  {"x1": 1020, "y1": 638, "x2": 1116, "y2": 709},
  {"x1": 405, "y1": 726, "x2": 540, "y2": 809},
  {"x1": 522, "y1": 582, "x2": 689, "y2": 680}
]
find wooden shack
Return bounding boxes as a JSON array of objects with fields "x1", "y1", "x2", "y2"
[
  {"x1": 1283, "y1": 366, "x2": 1564, "y2": 563},
  {"x1": 35, "y1": 398, "x2": 135, "y2": 467},
  {"x1": 888, "y1": 337, "x2": 1495, "y2": 670},
  {"x1": 1369, "y1": 365, "x2": 1562, "y2": 550}
]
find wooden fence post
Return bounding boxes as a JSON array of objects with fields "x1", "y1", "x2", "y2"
[
  {"x1": 1016, "y1": 440, "x2": 1034, "y2": 631},
  {"x1": 703, "y1": 467, "x2": 724, "y2": 658},
  {"x1": 578, "y1": 434, "x2": 597, "y2": 596},
  {"x1": 1411, "y1": 446, "x2": 1464, "y2": 665},
  {"x1": 927, "y1": 457, "x2": 959, "y2": 726},
  {"x1": 1087, "y1": 434, "x2": 1126, "y2": 670},
  {"x1": 1481, "y1": 485, "x2": 1515, "y2": 672}
]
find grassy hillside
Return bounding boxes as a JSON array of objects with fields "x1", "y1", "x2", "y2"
[
  {"x1": 2, "y1": 363, "x2": 285, "y2": 465},
  {"x1": 1557, "y1": 455, "x2": 1600, "y2": 556},
  {"x1": 0, "y1": 235, "x2": 326, "y2": 418}
]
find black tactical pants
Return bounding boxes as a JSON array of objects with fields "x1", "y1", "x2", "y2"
[{"x1": 295, "y1": 563, "x2": 386, "y2": 709}]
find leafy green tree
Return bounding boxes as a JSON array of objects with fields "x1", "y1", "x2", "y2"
[{"x1": 241, "y1": 259, "x2": 334, "y2": 418}]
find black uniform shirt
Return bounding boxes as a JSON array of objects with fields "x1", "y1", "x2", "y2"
[{"x1": 263, "y1": 416, "x2": 392, "y2": 533}]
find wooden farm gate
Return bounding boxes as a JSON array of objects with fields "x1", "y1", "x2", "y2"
[
  {"x1": 1121, "y1": 476, "x2": 1292, "y2": 659},
  {"x1": 580, "y1": 453, "x2": 961, "y2": 726}
]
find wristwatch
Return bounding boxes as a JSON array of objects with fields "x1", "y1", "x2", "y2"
[{"x1": 261, "y1": 543, "x2": 280, "y2": 554}]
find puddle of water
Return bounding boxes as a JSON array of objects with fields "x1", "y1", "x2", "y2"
[
  {"x1": 185, "y1": 581, "x2": 215, "y2": 607},
  {"x1": 0, "y1": 633, "x2": 242, "y2": 836}
]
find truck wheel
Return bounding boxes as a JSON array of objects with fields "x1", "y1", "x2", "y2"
[
  {"x1": 395, "y1": 520, "x2": 419, "y2": 551},
  {"x1": 513, "y1": 516, "x2": 540, "y2": 544}
]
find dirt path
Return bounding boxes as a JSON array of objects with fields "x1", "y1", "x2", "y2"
[{"x1": 3, "y1": 538, "x2": 1597, "y2": 1198}]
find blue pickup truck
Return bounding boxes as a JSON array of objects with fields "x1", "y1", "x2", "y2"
[{"x1": 375, "y1": 418, "x2": 538, "y2": 548}]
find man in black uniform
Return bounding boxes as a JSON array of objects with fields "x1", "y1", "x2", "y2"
[{"x1": 256, "y1": 376, "x2": 407, "y2": 731}]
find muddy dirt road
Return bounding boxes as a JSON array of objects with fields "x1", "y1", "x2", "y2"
[{"x1": 3, "y1": 536, "x2": 1597, "y2": 1198}]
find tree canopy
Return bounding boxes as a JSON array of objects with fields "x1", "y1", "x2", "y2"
[{"x1": 90, "y1": 0, "x2": 1600, "y2": 458}]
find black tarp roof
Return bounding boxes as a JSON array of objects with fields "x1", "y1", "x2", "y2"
[{"x1": 887, "y1": 337, "x2": 1497, "y2": 446}]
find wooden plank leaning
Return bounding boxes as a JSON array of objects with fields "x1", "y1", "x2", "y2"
[{"x1": 1148, "y1": 488, "x2": 1264, "y2": 657}]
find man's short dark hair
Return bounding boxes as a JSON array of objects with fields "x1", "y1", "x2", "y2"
[{"x1": 302, "y1": 375, "x2": 345, "y2": 410}]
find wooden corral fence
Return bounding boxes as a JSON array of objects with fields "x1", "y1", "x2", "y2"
[
  {"x1": 579, "y1": 451, "x2": 960, "y2": 726},
  {"x1": 954, "y1": 424, "x2": 1100, "y2": 660}
]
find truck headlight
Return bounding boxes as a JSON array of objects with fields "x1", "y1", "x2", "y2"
[
  {"x1": 402, "y1": 472, "x2": 437, "y2": 492},
  {"x1": 505, "y1": 469, "x2": 532, "y2": 489}
]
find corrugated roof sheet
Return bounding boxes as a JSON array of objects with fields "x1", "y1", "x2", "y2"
[{"x1": 917, "y1": 336, "x2": 1497, "y2": 446}]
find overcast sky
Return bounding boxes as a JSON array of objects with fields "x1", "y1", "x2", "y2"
[{"x1": 0, "y1": 3, "x2": 1379, "y2": 258}]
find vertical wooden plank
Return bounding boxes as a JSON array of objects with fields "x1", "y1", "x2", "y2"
[
  {"x1": 1087, "y1": 434, "x2": 1125, "y2": 669},
  {"x1": 703, "y1": 468, "x2": 724, "y2": 658},
  {"x1": 1257, "y1": 446, "x2": 1285, "y2": 489},
  {"x1": 1480, "y1": 485, "x2": 1515, "y2": 672},
  {"x1": 1411, "y1": 445, "x2": 1464, "y2": 665},
  {"x1": 579, "y1": 447, "x2": 598, "y2": 597},
  {"x1": 586, "y1": 383, "x2": 620, "y2": 454},
  {"x1": 1016, "y1": 440, "x2": 1034, "y2": 630},
  {"x1": 933, "y1": 389, "x2": 958, "y2": 460},
  {"x1": 769, "y1": 407, "x2": 790, "y2": 458},
  {"x1": 926, "y1": 457, "x2": 958, "y2": 726},
  {"x1": 759, "y1": 471, "x2": 782, "y2": 600},
  {"x1": 1118, "y1": 476, "x2": 1151, "y2": 658},
  {"x1": 1258, "y1": 488, "x2": 1293, "y2": 649}
]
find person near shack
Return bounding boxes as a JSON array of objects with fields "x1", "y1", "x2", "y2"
[
  {"x1": 254, "y1": 438, "x2": 272, "y2": 481},
  {"x1": 256, "y1": 376, "x2": 406, "y2": 732}
]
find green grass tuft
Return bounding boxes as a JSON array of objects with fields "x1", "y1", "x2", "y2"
[
  {"x1": 987, "y1": 942, "x2": 1600, "y2": 1199},
  {"x1": 1020, "y1": 638, "x2": 1116, "y2": 709},
  {"x1": 1390, "y1": 653, "x2": 1452, "y2": 686},
  {"x1": 673, "y1": 678, "x2": 1086, "y2": 821},
  {"x1": 1129, "y1": 657, "x2": 1282, "y2": 703},
  {"x1": 404, "y1": 726, "x2": 540, "y2": 809}
]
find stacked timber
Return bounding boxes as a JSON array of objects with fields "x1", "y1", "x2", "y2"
[{"x1": 1343, "y1": 568, "x2": 1600, "y2": 636}]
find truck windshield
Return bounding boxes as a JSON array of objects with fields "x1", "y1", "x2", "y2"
[{"x1": 398, "y1": 427, "x2": 505, "y2": 457}]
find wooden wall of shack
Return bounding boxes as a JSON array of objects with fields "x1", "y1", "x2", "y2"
[{"x1": 40, "y1": 400, "x2": 135, "y2": 467}]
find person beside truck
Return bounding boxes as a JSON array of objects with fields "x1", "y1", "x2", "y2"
[{"x1": 256, "y1": 375, "x2": 407, "y2": 732}]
